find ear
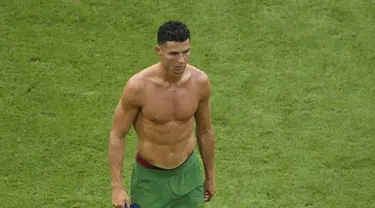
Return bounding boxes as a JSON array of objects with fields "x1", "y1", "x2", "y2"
[{"x1": 155, "y1": 45, "x2": 161, "y2": 55}]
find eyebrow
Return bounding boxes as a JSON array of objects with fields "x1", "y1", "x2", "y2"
[{"x1": 168, "y1": 48, "x2": 190, "y2": 54}]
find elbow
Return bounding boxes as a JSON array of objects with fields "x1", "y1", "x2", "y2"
[
  {"x1": 196, "y1": 127, "x2": 214, "y2": 140},
  {"x1": 110, "y1": 126, "x2": 128, "y2": 140},
  {"x1": 109, "y1": 131, "x2": 122, "y2": 141}
]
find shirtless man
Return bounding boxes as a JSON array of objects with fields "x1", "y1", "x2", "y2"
[{"x1": 108, "y1": 21, "x2": 216, "y2": 208}]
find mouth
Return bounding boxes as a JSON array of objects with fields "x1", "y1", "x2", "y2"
[{"x1": 175, "y1": 65, "x2": 185, "y2": 69}]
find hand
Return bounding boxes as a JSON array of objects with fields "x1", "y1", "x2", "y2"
[
  {"x1": 204, "y1": 179, "x2": 216, "y2": 202},
  {"x1": 112, "y1": 186, "x2": 130, "y2": 208}
]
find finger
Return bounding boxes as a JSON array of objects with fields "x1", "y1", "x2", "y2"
[
  {"x1": 210, "y1": 191, "x2": 216, "y2": 199},
  {"x1": 206, "y1": 191, "x2": 215, "y2": 201},
  {"x1": 210, "y1": 190, "x2": 216, "y2": 197},
  {"x1": 204, "y1": 192, "x2": 210, "y2": 202},
  {"x1": 115, "y1": 202, "x2": 125, "y2": 208},
  {"x1": 208, "y1": 194, "x2": 213, "y2": 201},
  {"x1": 125, "y1": 200, "x2": 131, "y2": 208},
  {"x1": 209, "y1": 193, "x2": 214, "y2": 201}
]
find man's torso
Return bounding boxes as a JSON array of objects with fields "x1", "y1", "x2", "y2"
[{"x1": 130, "y1": 64, "x2": 204, "y2": 169}]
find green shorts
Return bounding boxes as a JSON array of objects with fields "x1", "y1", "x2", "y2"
[{"x1": 130, "y1": 152, "x2": 205, "y2": 208}]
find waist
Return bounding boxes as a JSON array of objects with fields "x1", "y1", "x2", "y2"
[
  {"x1": 136, "y1": 151, "x2": 194, "y2": 170},
  {"x1": 136, "y1": 137, "x2": 195, "y2": 165},
  {"x1": 135, "y1": 151, "x2": 197, "y2": 176}
]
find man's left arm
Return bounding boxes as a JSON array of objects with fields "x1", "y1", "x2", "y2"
[{"x1": 195, "y1": 74, "x2": 215, "y2": 181}]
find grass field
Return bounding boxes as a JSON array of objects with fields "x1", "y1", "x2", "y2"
[{"x1": 1, "y1": 0, "x2": 375, "y2": 207}]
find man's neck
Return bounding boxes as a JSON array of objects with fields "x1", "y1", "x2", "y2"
[{"x1": 158, "y1": 63, "x2": 185, "y2": 85}]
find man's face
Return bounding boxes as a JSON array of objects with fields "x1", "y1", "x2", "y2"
[{"x1": 156, "y1": 39, "x2": 191, "y2": 76}]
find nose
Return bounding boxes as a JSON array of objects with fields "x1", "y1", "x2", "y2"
[{"x1": 177, "y1": 53, "x2": 186, "y2": 64}]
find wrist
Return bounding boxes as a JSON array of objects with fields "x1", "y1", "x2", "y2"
[
  {"x1": 111, "y1": 182, "x2": 124, "y2": 189},
  {"x1": 205, "y1": 173, "x2": 215, "y2": 181}
]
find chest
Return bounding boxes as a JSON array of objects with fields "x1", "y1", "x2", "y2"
[{"x1": 142, "y1": 86, "x2": 200, "y2": 123}]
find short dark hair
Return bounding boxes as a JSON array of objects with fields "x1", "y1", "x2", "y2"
[{"x1": 157, "y1": 21, "x2": 190, "y2": 45}]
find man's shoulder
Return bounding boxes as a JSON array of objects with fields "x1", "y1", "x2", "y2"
[
  {"x1": 124, "y1": 73, "x2": 144, "y2": 93},
  {"x1": 188, "y1": 65, "x2": 210, "y2": 87},
  {"x1": 124, "y1": 65, "x2": 156, "y2": 91},
  {"x1": 121, "y1": 69, "x2": 150, "y2": 99}
]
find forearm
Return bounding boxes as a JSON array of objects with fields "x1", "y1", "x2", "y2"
[
  {"x1": 197, "y1": 131, "x2": 215, "y2": 180},
  {"x1": 108, "y1": 135, "x2": 125, "y2": 188}
]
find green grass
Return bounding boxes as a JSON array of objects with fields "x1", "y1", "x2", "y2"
[{"x1": 1, "y1": 0, "x2": 375, "y2": 207}]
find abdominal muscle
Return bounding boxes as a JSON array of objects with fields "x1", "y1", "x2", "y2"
[{"x1": 134, "y1": 115, "x2": 196, "y2": 169}]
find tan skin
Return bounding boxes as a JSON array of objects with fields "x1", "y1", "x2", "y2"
[{"x1": 108, "y1": 39, "x2": 216, "y2": 208}]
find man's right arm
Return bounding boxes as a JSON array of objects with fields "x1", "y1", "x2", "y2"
[{"x1": 108, "y1": 79, "x2": 142, "y2": 189}]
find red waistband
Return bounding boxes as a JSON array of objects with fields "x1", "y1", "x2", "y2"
[
  {"x1": 135, "y1": 151, "x2": 194, "y2": 170},
  {"x1": 136, "y1": 152, "x2": 165, "y2": 170}
]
